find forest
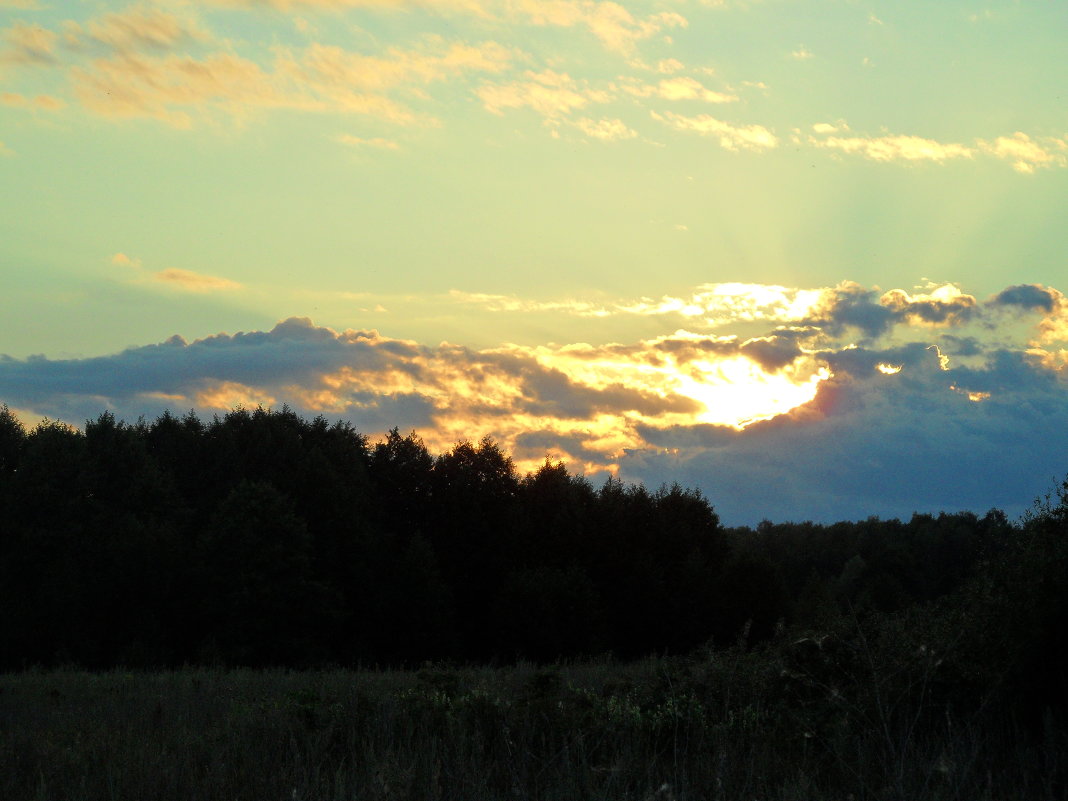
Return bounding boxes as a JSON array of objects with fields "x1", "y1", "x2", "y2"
[{"x1": 1, "y1": 404, "x2": 1067, "y2": 800}]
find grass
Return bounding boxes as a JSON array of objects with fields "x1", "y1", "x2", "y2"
[{"x1": 2, "y1": 644, "x2": 1064, "y2": 801}]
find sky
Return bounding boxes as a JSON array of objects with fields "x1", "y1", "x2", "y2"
[{"x1": 2, "y1": 0, "x2": 1067, "y2": 525}]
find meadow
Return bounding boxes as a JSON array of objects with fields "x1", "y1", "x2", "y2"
[{"x1": 4, "y1": 627, "x2": 1065, "y2": 801}]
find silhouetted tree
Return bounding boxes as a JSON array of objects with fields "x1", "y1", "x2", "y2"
[{"x1": 197, "y1": 481, "x2": 337, "y2": 665}]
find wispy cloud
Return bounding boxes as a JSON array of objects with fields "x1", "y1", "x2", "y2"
[
  {"x1": 651, "y1": 110, "x2": 778, "y2": 151},
  {"x1": 507, "y1": 0, "x2": 687, "y2": 54},
  {"x1": 336, "y1": 134, "x2": 400, "y2": 149},
  {"x1": 68, "y1": 35, "x2": 513, "y2": 126},
  {"x1": 155, "y1": 268, "x2": 242, "y2": 292},
  {"x1": 621, "y1": 75, "x2": 737, "y2": 103},
  {"x1": 1, "y1": 21, "x2": 57, "y2": 64},
  {"x1": 572, "y1": 116, "x2": 636, "y2": 140},
  {"x1": 65, "y1": 7, "x2": 207, "y2": 55},
  {"x1": 113, "y1": 252, "x2": 242, "y2": 293},
  {"x1": 807, "y1": 122, "x2": 1068, "y2": 171},
  {"x1": 810, "y1": 132, "x2": 975, "y2": 163},
  {"x1": 448, "y1": 289, "x2": 611, "y2": 316},
  {"x1": 477, "y1": 68, "x2": 608, "y2": 120},
  {"x1": 0, "y1": 91, "x2": 64, "y2": 109}
]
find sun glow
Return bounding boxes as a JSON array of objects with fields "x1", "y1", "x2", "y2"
[
  {"x1": 674, "y1": 357, "x2": 831, "y2": 428},
  {"x1": 877, "y1": 363, "x2": 903, "y2": 375}
]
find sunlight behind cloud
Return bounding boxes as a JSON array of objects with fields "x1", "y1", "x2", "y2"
[{"x1": 674, "y1": 356, "x2": 830, "y2": 428}]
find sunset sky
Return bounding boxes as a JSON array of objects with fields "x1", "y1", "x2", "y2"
[{"x1": 2, "y1": 0, "x2": 1067, "y2": 524}]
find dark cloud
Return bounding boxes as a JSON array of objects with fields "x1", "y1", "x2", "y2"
[
  {"x1": 816, "y1": 342, "x2": 937, "y2": 378},
  {"x1": 881, "y1": 289, "x2": 977, "y2": 326},
  {"x1": 520, "y1": 364, "x2": 700, "y2": 419},
  {"x1": 991, "y1": 284, "x2": 1057, "y2": 312},
  {"x1": 739, "y1": 336, "x2": 803, "y2": 371},
  {"x1": 622, "y1": 349, "x2": 1068, "y2": 525},
  {"x1": 806, "y1": 282, "x2": 896, "y2": 338},
  {"x1": 938, "y1": 334, "x2": 984, "y2": 356},
  {"x1": 803, "y1": 282, "x2": 981, "y2": 340},
  {"x1": 512, "y1": 430, "x2": 615, "y2": 467}
]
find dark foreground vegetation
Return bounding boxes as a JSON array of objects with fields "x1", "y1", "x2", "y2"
[{"x1": 1, "y1": 405, "x2": 1067, "y2": 799}]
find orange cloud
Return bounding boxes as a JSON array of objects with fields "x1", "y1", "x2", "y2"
[
  {"x1": 155, "y1": 268, "x2": 242, "y2": 292},
  {"x1": 1, "y1": 21, "x2": 56, "y2": 64},
  {"x1": 71, "y1": 35, "x2": 512, "y2": 126},
  {"x1": 0, "y1": 91, "x2": 64, "y2": 109},
  {"x1": 197, "y1": 381, "x2": 276, "y2": 410}
]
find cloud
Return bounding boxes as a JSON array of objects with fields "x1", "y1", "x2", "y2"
[
  {"x1": 112, "y1": 252, "x2": 141, "y2": 268},
  {"x1": 71, "y1": 36, "x2": 513, "y2": 126},
  {"x1": 62, "y1": 7, "x2": 206, "y2": 55},
  {"x1": 621, "y1": 75, "x2": 737, "y2": 103},
  {"x1": 630, "y1": 345, "x2": 1068, "y2": 524},
  {"x1": 1, "y1": 21, "x2": 57, "y2": 64},
  {"x1": 477, "y1": 69, "x2": 608, "y2": 120},
  {"x1": 448, "y1": 289, "x2": 611, "y2": 316},
  {"x1": 112, "y1": 252, "x2": 241, "y2": 292},
  {"x1": 7, "y1": 7, "x2": 514, "y2": 126},
  {"x1": 991, "y1": 284, "x2": 1058, "y2": 313},
  {"x1": 651, "y1": 110, "x2": 777, "y2": 151},
  {"x1": 154, "y1": 268, "x2": 243, "y2": 292},
  {"x1": 879, "y1": 284, "x2": 977, "y2": 327},
  {"x1": 207, "y1": 0, "x2": 685, "y2": 54},
  {"x1": 508, "y1": 0, "x2": 687, "y2": 54},
  {"x1": 978, "y1": 131, "x2": 1068, "y2": 174},
  {"x1": 3, "y1": 281, "x2": 1067, "y2": 525},
  {"x1": 572, "y1": 116, "x2": 636, "y2": 140},
  {"x1": 336, "y1": 134, "x2": 400, "y2": 149},
  {"x1": 790, "y1": 46, "x2": 813, "y2": 60},
  {"x1": 0, "y1": 91, "x2": 64, "y2": 109},
  {"x1": 450, "y1": 283, "x2": 827, "y2": 326},
  {"x1": 803, "y1": 281, "x2": 979, "y2": 338},
  {"x1": 808, "y1": 122, "x2": 1068, "y2": 172},
  {"x1": 656, "y1": 58, "x2": 683, "y2": 74},
  {"x1": 810, "y1": 131, "x2": 975, "y2": 163},
  {"x1": 207, "y1": 0, "x2": 490, "y2": 12}
]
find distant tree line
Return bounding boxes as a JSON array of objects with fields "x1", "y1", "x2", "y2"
[{"x1": 0, "y1": 405, "x2": 1061, "y2": 691}]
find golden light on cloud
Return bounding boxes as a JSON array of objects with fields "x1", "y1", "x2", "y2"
[
  {"x1": 155, "y1": 268, "x2": 242, "y2": 292},
  {"x1": 674, "y1": 357, "x2": 830, "y2": 427},
  {"x1": 949, "y1": 384, "x2": 991, "y2": 403},
  {"x1": 197, "y1": 381, "x2": 276, "y2": 410},
  {"x1": 540, "y1": 341, "x2": 831, "y2": 431},
  {"x1": 877, "y1": 363, "x2": 902, "y2": 375}
]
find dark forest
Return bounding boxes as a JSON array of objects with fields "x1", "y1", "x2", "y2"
[{"x1": 2, "y1": 403, "x2": 1067, "y2": 800}]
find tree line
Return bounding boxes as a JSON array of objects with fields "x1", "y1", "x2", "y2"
[{"x1": 0, "y1": 405, "x2": 1060, "y2": 690}]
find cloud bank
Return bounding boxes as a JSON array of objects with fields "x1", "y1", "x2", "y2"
[{"x1": 2, "y1": 280, "x2": 1066, "y2": 526}]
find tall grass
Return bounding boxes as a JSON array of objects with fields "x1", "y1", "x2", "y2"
[{"x1": 2, "y1": 644, "x2": 1061, "y2": 801}]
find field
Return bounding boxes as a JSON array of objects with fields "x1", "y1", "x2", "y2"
[{"x1": 4, "y1": 638, "x2": 1064, "y2": 801}]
